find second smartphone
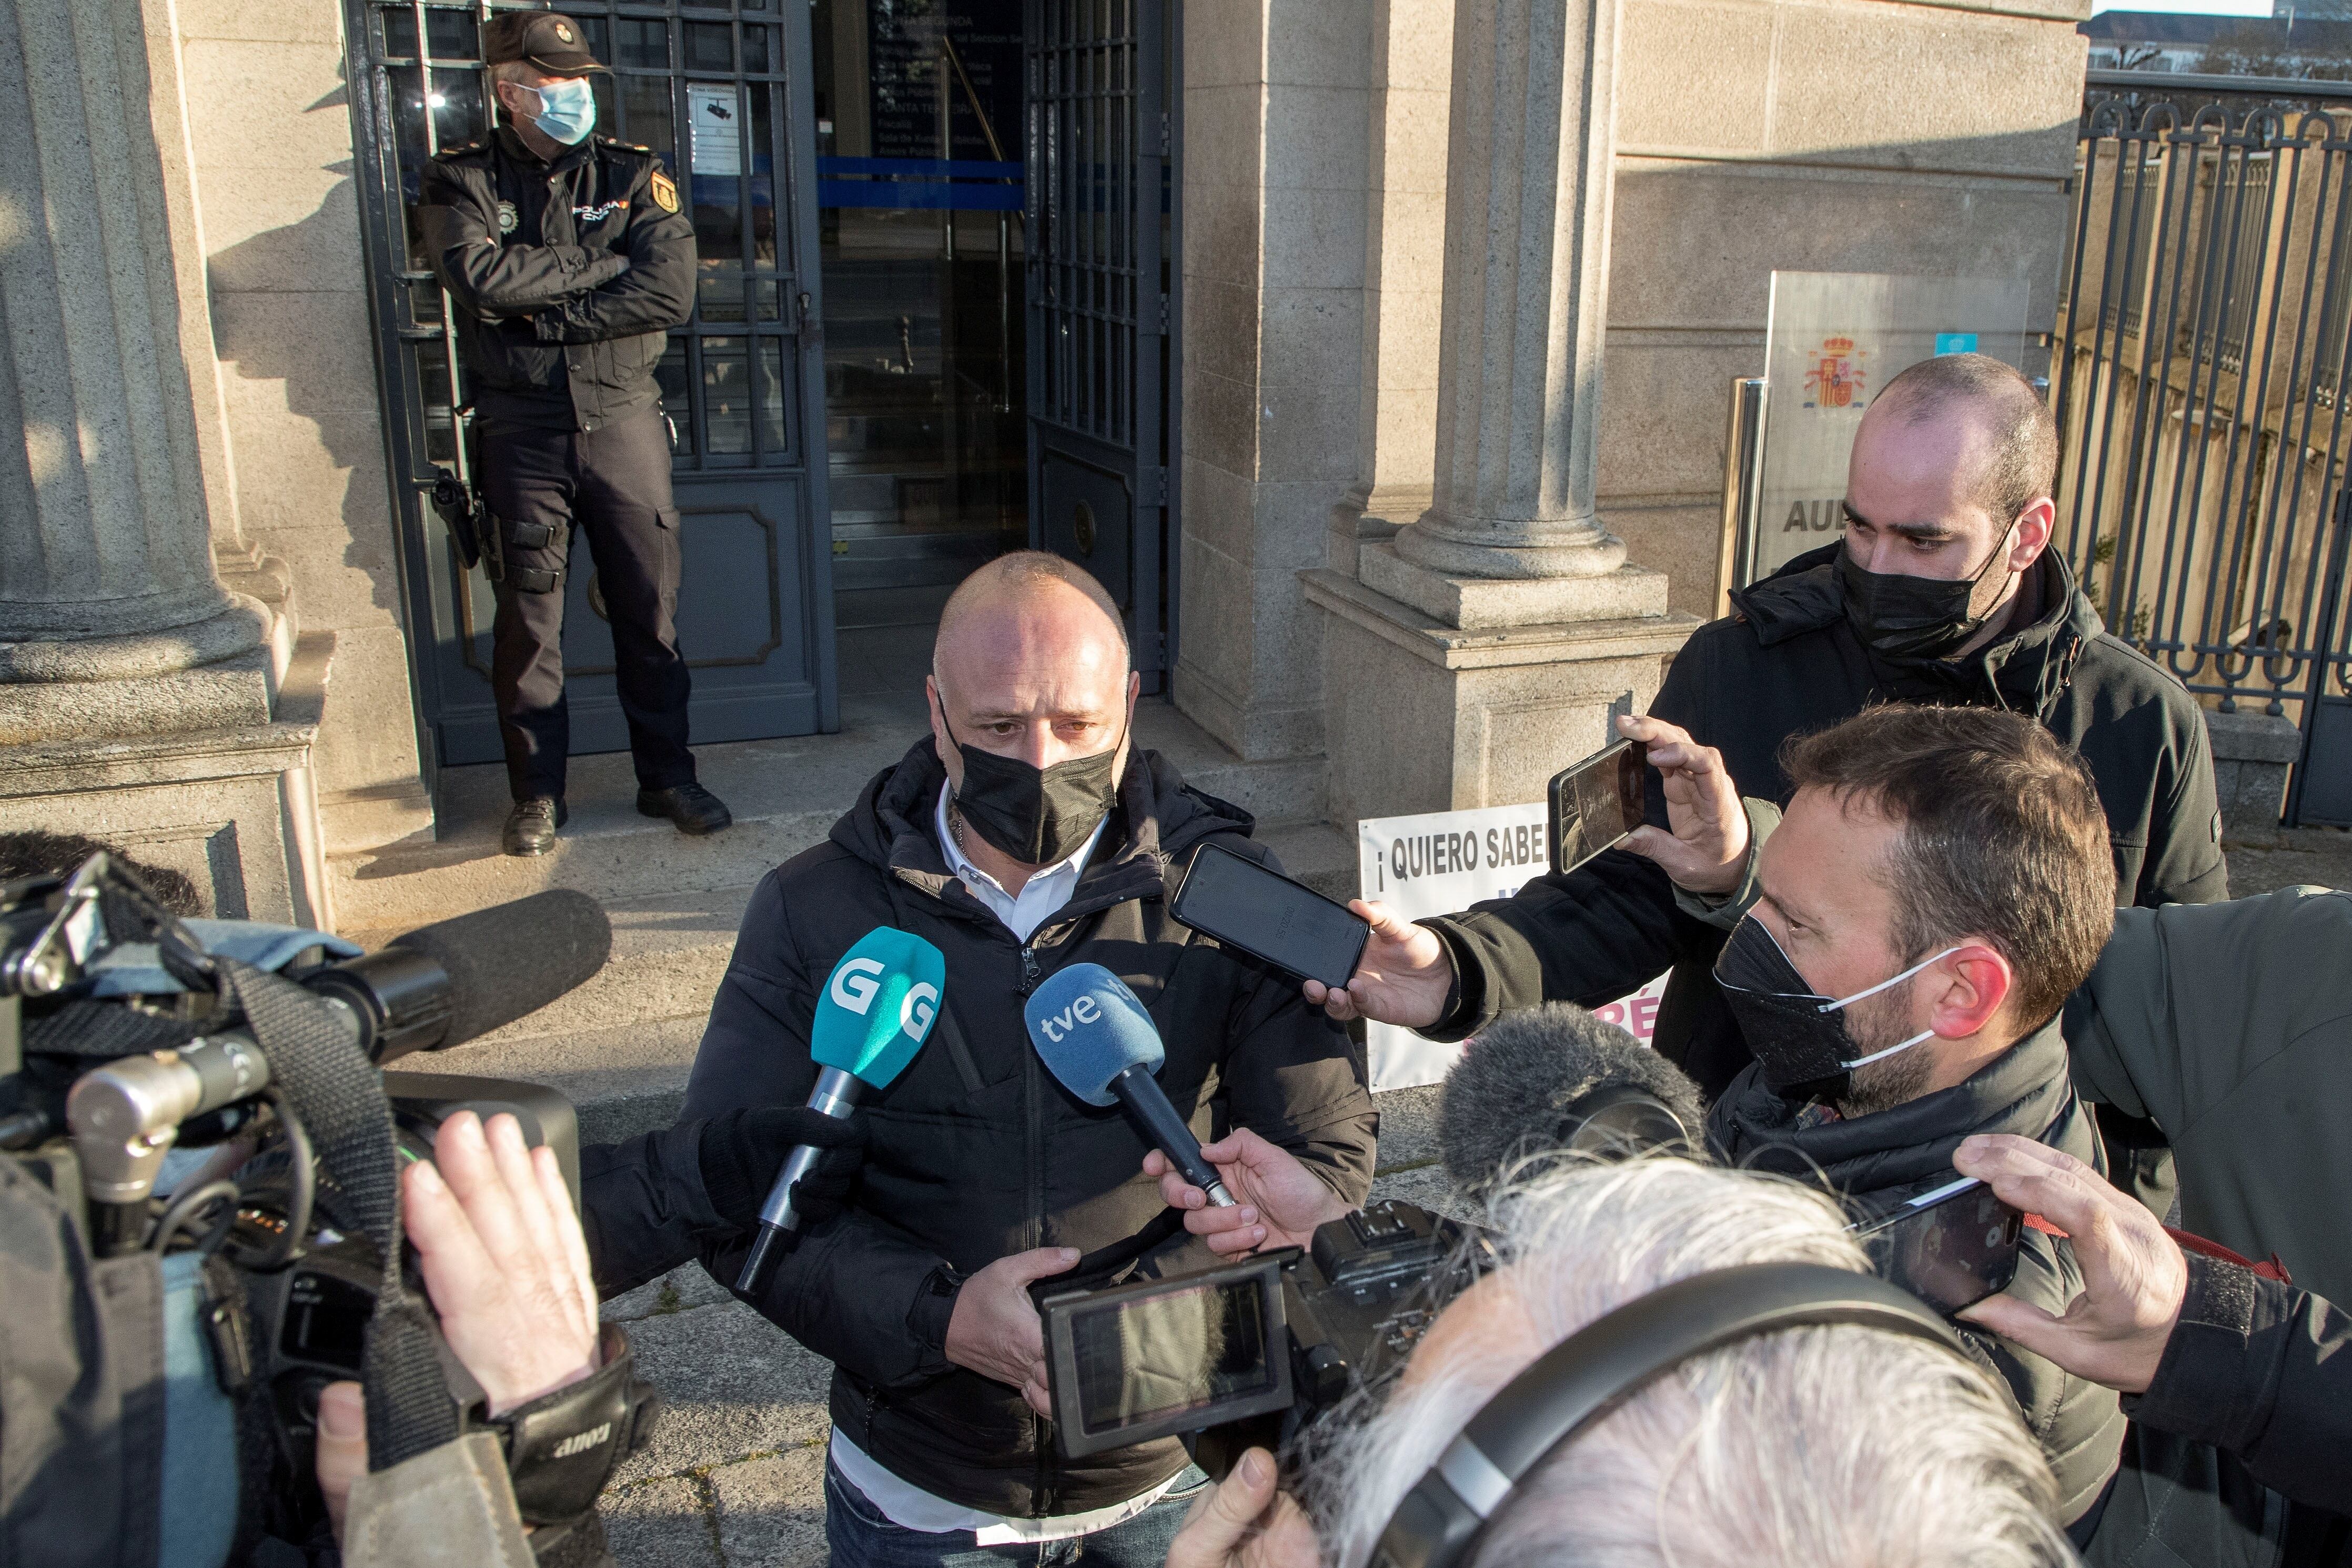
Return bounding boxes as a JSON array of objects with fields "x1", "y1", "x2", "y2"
[
  {"x1": 1548, "y1": 737, "x2": 1650, "y2": 878},
  {"x1": 1852, "y1": 1176, "x2": 2025, "y2": 1315}
]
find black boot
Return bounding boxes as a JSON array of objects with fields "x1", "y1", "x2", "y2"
[
  {"x1": 503, "y1": 796, "x2": 567, "y2": 856},
  {"x1": 637, "y1": 782, "x2": 732, "y2": 836}
]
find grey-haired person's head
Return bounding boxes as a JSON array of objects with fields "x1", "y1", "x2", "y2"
[{"x1": 1309, "y1": 1157, "x2": 2070, "y2": 1568}]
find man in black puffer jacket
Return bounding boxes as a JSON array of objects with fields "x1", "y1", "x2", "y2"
[
  {"x1": 601, "y1": 553, "x2": 1375, "y2": 1565},
  {"x1": 1306, "y1": 354, "x2": 2225, "y2": 1216}
]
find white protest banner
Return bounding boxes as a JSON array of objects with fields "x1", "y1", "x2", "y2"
[{"x1": 1356, "y1": 803, "x2": 1669, "y2": 1090}]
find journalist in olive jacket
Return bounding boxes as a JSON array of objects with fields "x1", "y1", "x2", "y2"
[
  {"x1": 2065, "y1": 885, "x2": 2352, "y2": 1309},
  {"x1": 669, "y1": 739, "x2": 1376, "y2": 1519}
]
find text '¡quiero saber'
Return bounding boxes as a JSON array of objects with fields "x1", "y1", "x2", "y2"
[{"x1": 1391, "y1": 823, "x2": 1547, "y2": 881}]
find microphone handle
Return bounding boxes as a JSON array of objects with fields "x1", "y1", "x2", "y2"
[
  {"x1": 1108, "y1": 1063, "x2": 1236, "y2": 1208},
  {"x1": 738, "y1": 1067, "x2": 861, "y2": 1295}
]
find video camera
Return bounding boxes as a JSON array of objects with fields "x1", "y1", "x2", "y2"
[
  {"x1": 1041, "y1": 1198, "x2": 1496, "y2": 1479},
  {"x1": 0, "y1": 851, "x2": 611, "y2": 1544},
  {"x1": 1037, "y1": 1006, "x2": 1708, "y2": 1481}
]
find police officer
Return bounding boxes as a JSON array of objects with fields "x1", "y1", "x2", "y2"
[{"x1": 419, "y1": 11, "x2": 732, "y2": 856}]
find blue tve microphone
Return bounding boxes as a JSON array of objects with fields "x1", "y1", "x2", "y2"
[
  {"x1": 738, "y1": 927, "x2": 946, "y2": 1294},
  {"x1": 1023, "y1": 963, "x2": 1235, "y2": 1208}
]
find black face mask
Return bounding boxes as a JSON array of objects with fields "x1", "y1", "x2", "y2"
[
  {"x1": 1713, "y1": 916, "x2": 1952, "y2": 1105},
  {"x1": 938, "y1": 709, "x2": 1126, "y2": 866},
  {"x1": 1837, "y1": 527, "x2": 2014, "y2": 662}
]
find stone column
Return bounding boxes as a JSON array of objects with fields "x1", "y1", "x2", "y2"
[
  {"x1": 1305, "y1": 0, "x2": 1697, "y2": 829},
  {"x1": 0, "y1": 0, "x2": 273, "y2": 732},
  {"x1": 0, "y1": 0, "x2": 326, "y2": 925},
  {"x1": 1390, "y1": 0, "x2": 1625, "y2": 583}
]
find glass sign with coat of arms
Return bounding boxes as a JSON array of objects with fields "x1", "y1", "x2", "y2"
[{"x1": 1743, "y1": 271, "x2": 2031, "y2": 588}]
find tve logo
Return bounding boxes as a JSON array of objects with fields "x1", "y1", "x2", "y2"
[{"x1": 1033, "y1": 994, "x2": 1103, "y2": 1044}]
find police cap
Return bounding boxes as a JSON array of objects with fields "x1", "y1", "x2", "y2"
[{"x1": 481, "y1": 12, "x2": 609, "y2": 75}]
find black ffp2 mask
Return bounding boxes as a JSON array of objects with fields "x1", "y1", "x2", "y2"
[
  {"x1": 940, "y1": 713, "x2": 1125, "y2": 866},
  {"x1": 1713, "y1": 915, "x2": 1952, "y2": 1104},
  {"x1": 1837, "y1": 528, "x2": 2014, "y2": 662}
]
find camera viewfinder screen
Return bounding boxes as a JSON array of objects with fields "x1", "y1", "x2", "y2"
[{"x1": 1068, "y1": 1278, "x2": 1275, "y2": 1433}]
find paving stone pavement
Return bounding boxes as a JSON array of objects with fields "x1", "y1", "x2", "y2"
[
  {"x1": 2223, "y1": 824, "x2": 2352, "y2": 898},
  {"x1": 593, "y1": 1085, "x2": 1446, "y2": 1567}
]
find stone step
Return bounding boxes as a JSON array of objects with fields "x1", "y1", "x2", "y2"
[{"x1": 331, "y1": 693, "x2": 1330, "y2": 935}]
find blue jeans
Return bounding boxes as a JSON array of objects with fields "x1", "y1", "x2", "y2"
[{"x1": 823, "y1": 1455, "x2": 1211, "y2": 1568}]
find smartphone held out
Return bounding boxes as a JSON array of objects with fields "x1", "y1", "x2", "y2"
[
  {"x1": 1853, "y1": 1177, "x2": 2025, "y2": 1315},
  {"x1": 1549, "y1": 738, "x2": 1650, "y2": 878},
  {"x1": 1172, "y1": 843, "x2": 1371, "y2": 991}
]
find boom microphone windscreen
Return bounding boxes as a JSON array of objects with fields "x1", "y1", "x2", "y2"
[
  {"x1": 381, "y1": 888, "x2": 613, "y2": 1053},
  {"x1": 1439, "y1": 1003, "x2": 1706, "y2": 1189}
]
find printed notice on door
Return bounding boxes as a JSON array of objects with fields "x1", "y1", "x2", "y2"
[{"x1": 688, "y1": 83, "x2": 742, "y2": 177}]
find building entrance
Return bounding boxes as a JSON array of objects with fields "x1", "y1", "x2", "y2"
[
  {"x1": 345, "y1": 0, "x2": 1172, "y2": 788},
  {"x1": 346, "y1": 0, "x2": 839, "y2": 782},
  {"x1": 813, "y1": 0, "x2": 1173, "y2": 695}
]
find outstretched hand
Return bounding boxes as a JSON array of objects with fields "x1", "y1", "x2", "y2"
[
  {"x1": 1302, "y1": 900, "x2": 1452, "y2": 1028},
  {"x1": 1954, "y1": 1134, "x2": 2188, "y2": 1393},
  {"x1": 1614, "y1": 713, "x2": 1749, "y2": 895},
  {"x1": 1145, "y1": 1129, "x2": 1354, "y2": 1256}
]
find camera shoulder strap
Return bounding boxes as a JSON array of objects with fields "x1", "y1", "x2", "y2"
[{"x1": 219, "y1": 959, "x2": 460, "y2": 1469}]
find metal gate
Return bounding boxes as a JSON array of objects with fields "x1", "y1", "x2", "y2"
[
  {"x1": 345, "y1": 0, "x2": 837, "y2": 784},
  {"x1": 2057, "y1": 80, "x2": 2352, "y2": 825},
  {"x1": 1024, "y1": 0, "x2": 1171, "y2": 690}
]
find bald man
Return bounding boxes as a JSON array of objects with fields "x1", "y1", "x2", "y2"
[
  {"x1": 1318, "y1": 354, "x2": 2223, "y2": 1200},
  {"x1": 671, "y1": 553, "x2": 1375, "y2": 1566}
]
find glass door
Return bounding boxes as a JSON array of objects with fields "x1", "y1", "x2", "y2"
[
  {"x1": 345, "y1": 0, "x2": 838, "y2": 778},
  {"x1": 811, "y1": 0, "x2": 1029, "y2": 700},
  {"x1": 1025, "y1": 0, "x2": 1169, "y2": 690}
]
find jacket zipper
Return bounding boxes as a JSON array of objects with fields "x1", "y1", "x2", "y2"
[{"x1": 1017, "y1": 937, "x2": 1051, "y2": 1513}]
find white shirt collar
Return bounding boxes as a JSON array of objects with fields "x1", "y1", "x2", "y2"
[{"x1": 934, "y1": 784, "x2": 1108, "y2": 942}]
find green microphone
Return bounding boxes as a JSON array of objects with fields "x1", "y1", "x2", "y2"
[{"x1": 737, "y1": 927, "x2": 946, "y2": 1294}]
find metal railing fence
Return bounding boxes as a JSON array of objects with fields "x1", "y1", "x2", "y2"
[{"x1": 2054, "y1": 94, "x2": 2352, "y2": 821}]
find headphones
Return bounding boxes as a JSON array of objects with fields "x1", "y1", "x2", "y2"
[{"x1": 1369, "y1": 1262, "x2": 1968, "y2": 1568}]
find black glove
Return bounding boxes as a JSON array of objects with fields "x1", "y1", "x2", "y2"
[{"x1": 697, "y1": 1106, "x2": 869, "y2": 1235}]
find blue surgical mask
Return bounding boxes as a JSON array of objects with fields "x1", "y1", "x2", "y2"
[{"x1": 523, "y1": 78, "x2": 597, "y2": 146}]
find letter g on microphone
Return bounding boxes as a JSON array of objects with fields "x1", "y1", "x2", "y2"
[
  {"x1": 831, "y1": 956, "x2": 885, "y2": 1013},
  {"x1": 901, "y1": 982, "x2": 938, "y2": 1037}
]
